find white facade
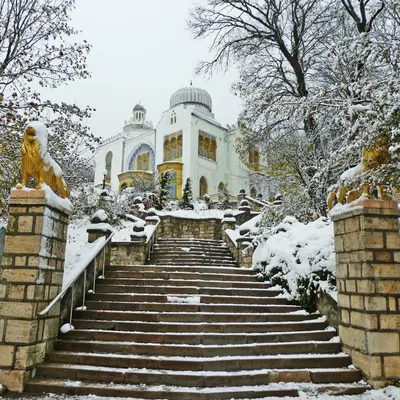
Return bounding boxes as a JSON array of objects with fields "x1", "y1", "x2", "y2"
[{"x1": 94, "y1": 86, "x2": 267, "y2": 199}]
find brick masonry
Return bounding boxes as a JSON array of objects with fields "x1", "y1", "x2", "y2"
[
  {"x1": 158, "y1": 216, "x2": 222, "y2": 240},
  {"x1": 0, "y1": 190, "x2": 71, "y2": 391},
  {"x1": 331, "y1": 199, "x2": 400, "y2": 388}
]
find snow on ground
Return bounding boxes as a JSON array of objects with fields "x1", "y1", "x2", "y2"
[
  {"x1": 3, "y1": 386, "x2": 400, "y2": 399},
  {"x1": 240, "y1": 212, "x2": 263, "y2": 234},
  {"x1": 253, "y1": 217, "x2": 336, "y2": 302},
  {"x1": 158, "y1": 208, "x2": 225, "y2": 219},
  {"x1": 64, "y1": 217, "x2": 139, "y2": 288}
]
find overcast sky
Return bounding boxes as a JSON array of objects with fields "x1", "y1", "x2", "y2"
[{"x1": 43, "y1": 0, "x2": 242, "y2": 139}]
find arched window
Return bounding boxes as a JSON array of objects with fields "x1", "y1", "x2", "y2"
[
  {"x1": 143, "y1": 153, "x2": 149, "y2": 171},
  {"x1": 171, "y1": 137, "x2": 177, "y2": 159},
  {"x1": 250, "y1": 186, "x2": 257, "y2": 198},
  {"x1": 200, "y1": 176, "x2": 208, "y2": 197},
  {"x1": 164, "y1": 133, "x2": 183, "y2": 161},
  {"x1": 198, "y1": 131, "x2": 217, "y2": 161},
  {"x1": 249, "y1": 148, "x2": 260, "y2": 171},
  {"x1": 218, "y1": 182, "x2": 225, "y2": 193},
  {"x1": 178, "y1": 136, "x2": 182, "y2": 157},
  {"x1": 105, "y1": 151, "x2": 113, "y2": 183},
  {"x1": 170, "y1": 110, "x2": 177, "y2": 125}
]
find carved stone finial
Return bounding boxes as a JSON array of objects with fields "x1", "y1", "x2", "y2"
[{"x1": 17, "y1": 121, "x2": 69, "y2": 198}]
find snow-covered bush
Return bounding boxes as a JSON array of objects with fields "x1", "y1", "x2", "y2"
[
  {"x1": 253, "y1": 216, "x2": 336, "y2": 313},
  {"x1": 258, "y1": 190, "x2": 316, "y2": 229}
]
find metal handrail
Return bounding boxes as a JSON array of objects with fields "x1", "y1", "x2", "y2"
[
  {"x1": 38, "y1": 231, "x2": 115, "y2": 319},
  {"x1": 147, "y1": 220, "x2": 160, "y2": 261}
]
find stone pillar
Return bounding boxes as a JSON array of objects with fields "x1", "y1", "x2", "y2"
[
  {"x1": 331, "y1": 199, "x2": 400, "y2": 388},
  {"x1": 222, "y1": 210, "x2": 236, "y2": 236},
  {"x1": 0, "y1": 189, "x2": 72, "y2": 391}
]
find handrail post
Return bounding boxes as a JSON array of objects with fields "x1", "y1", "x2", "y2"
[
  {"x1": 69, "y1": 285, "x2": 74, "y2": 327},
  {"x1": 102, "y1": 246, "x2": 106, "y2": 277},
  {"x1": 82, "y1": 270, "x2": 87, "y2": 309},
  {"x1": 92, "y1": 257, "x2": 97, "y2": 293}
]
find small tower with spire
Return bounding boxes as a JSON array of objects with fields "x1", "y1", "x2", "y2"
[{"x1": 133, "y1": 103, "x2": 146, "y2": 123}]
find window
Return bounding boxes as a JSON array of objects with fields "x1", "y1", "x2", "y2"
[
  {"x1": 200, "y1": 176, "x2": 208, "y2": 197},
  {"x1": 105, "y1": 151, "x2": 113, "y2": 183},
  {"x1": 178, "y1": 136, "x2": 182, "y2": 157},
  {"x1": 249, "y1": 148, "x2": 260, "y2": 171},
  {"x1": 163, "y1": 132, "x2": 183, "y2": 161},
  {"x1": 170, "y1": 110, "x2": 177, "y2": 125},
  {"x1": 250, "y1": 186, "x2": 257, "y2": 198},
  {"x1": 198, "y1": 131, "x2": 217, "y2": 161}
]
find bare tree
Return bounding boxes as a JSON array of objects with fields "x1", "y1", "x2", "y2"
[{"x1": 0, "y1": 0, "x2": 96, "y2": 215}]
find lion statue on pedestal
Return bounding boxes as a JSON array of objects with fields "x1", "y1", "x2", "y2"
[
  {"x1": 327, "y1": 136, "x2": 390, "y2": 210},
  {"x1": 17, "y1": 121, "x2": 69, "y2": 198}
]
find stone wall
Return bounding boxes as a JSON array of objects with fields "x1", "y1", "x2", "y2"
[
  {"x1": 331, "y1": 199, "x2": 400, "y2": 388},
  {"x1": 158, "y1": 216, "x2": 222, "y2": 240},
  {"x1": 0, "y1": 190, "x2": 71, "y2": 391},
  {"x1": 111, "y1": 241, "x2": 149, "y2": 266}
]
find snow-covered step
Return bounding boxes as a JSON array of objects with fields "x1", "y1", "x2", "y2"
[
  {"x1": 46, "y1": 351, "x2": 353, "y2": 371},
  {"x1": 107, "y1": 264, "x2": 252, "y2": 275},
  {"x1": 73, "y1": 309, "x2": 319, "y2": 324},
  {"x1": 54, "y1": 339, "x2": 342, "y2": 357},
  {"x1": 105, "y1": 271, "x2": 258, "y2": 282},
  {"x1": 24, "y1": 237, "x2": 367, "y2": 398},
  {"x1": 65, "y1": 328, "x2": 337, "y2": 345},
  {"x1": 84, "y1": 300, "x2": 301, "y2": 314},
  {"x1": 36, "y1": 364, "x2": 362, "y2": 387},
  {"x1": 87, "y1": 292, "x2": 289, "y2": 305},
  {"x1": 70, "y1": 318, "x2": 329, "y2": 333},
  {"x1": 94, "y1": 284, "x2": 280, "y2": 297},
  {"x1": 98, "y1": 278, "x2": 268, "y2": 289},
  {"x1": 25, "y1": 379, "x2": 301, "y2": 399}
]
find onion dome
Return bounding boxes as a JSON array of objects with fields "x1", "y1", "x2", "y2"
[{"x1": 170, "y1": 86, "x2": 212, "y2": 112}]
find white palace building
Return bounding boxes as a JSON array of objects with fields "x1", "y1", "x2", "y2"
[{"x1": 94, "y1": 85, "x2": 266, "y2": 200}]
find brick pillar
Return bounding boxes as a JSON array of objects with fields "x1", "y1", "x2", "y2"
[
  {"x1": 0, "y1": 189, "x2": 72, "y2": 391},
  {"x1": 331, "y1": 199, "x2": 400, "y2": 388}
]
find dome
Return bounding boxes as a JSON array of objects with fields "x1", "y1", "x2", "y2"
[
  {"x1": 170, "y1": 86, "x2": 212, "y2": 112},
  {"x1": 133, "y1": 103, "x2": 146, "y2": 112}
]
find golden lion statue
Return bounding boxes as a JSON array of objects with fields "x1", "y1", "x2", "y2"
[
  {"x1": 17, "y1": 121, "x2": 69, "y2": 198},
  {"x1": 327, "y1": 136, "x2": 390, "y2": 210}
]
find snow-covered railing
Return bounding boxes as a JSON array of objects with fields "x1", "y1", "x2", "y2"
[
  {"x1": 38, "y1": 231, "x2": 115, "y2": 326},
  {"x1": 244, "y1": 195, "x2": 269, "y2": 207},
  {"x1": 146, "y1": 220, "x2": 160, "y2": 261}
]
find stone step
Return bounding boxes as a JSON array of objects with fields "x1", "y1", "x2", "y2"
[
  {"x1": 46, "y1": 351, "x2": 352, "y2": 371},
  {"x1": 36, "y1": 364, "x2": 362, "y2": 387},
  {"x1": 153, "y1": 245, "x2": 231, "y2": 253},
  {"x1": 71, "y1": 319, "x2": 328, "y2": 333},
  {"x1": 65, "y1": 328, "x2": 337, "y2": 345},
  {"x1": 152, "y1": 249, "x2": 233, "y2": 257},
  {"x1": 150, "y1": 256, "x2": 236, "y2": 264},
  {"x1": 94, "y1": 284, "x2": 280, "y2": 297},
  {"x1": 150, "y1": 261, "x2": 239, "y2": 267},
  {"x1": 54, "y1": 339, "x2": 342, "y2": 357},
  {"x1": 98, "y1": 278, "x2": 267, "y2": 289},
  {"x1": 73, "y1": 310, "x2": 320, "y2": 323},
  {"x1": 105, "y1": 271, "x2": 258, "y2": 282},
  {"x1": 107, "y1": 265, "x2": 252, "y2": 275},
  {"x1": 87, "y1": 293, "x2": 290, "y2": 305},
  {"x1": 157, "y1": 238, "x2": 225, "y2": 244},
  {"x1": 25, "y1": 378, "x2": 300, "y2": 399},
  {"x1": 84, "y1": 301, "x2": 301, "y2": 314}
]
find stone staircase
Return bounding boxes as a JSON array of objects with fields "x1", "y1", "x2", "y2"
[{"x1": 25, "y1": 238, "x2": 367, "y2": 399}]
